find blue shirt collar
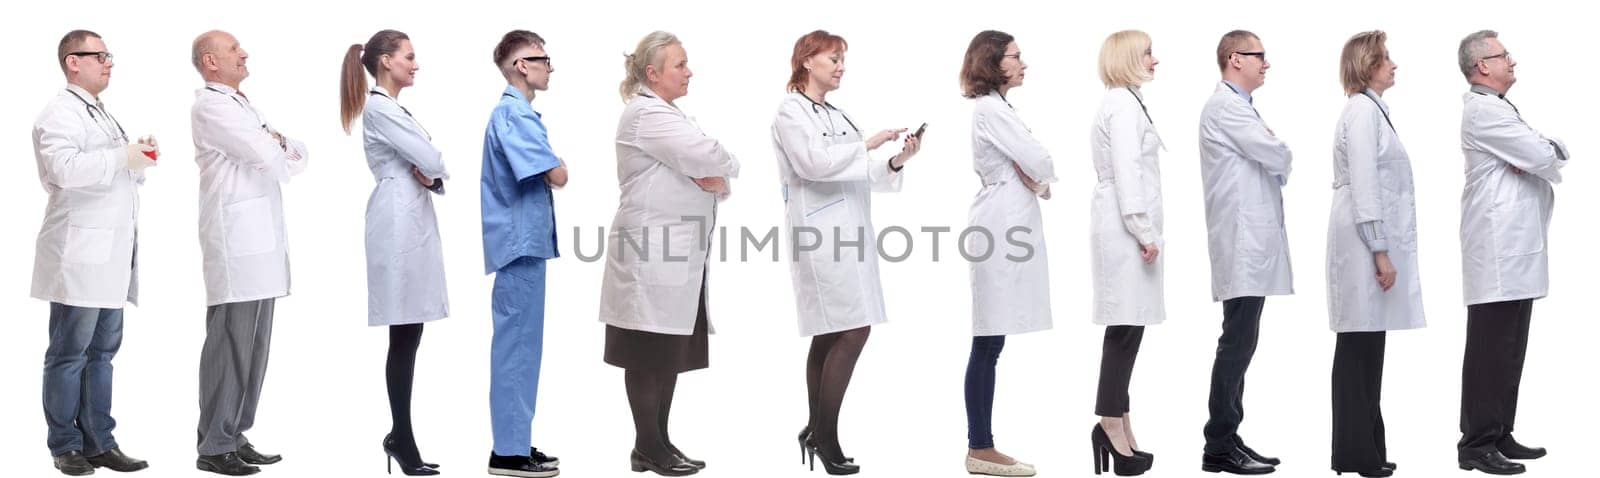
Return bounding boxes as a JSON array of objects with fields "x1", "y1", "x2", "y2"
[{"x1": 1221, "y1": 80, "x2": 1252, "y2": 104}]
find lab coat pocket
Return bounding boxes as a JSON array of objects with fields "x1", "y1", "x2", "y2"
[
  {"x1": 224, "y1": 196, "x2": 276, "y2": 257},
  {"x1": 62, "y1": 222, "x2": 115, "y2": 265},
  {"x1": 1491, "y1": 199, "x2": 1544, "y2": 257},
  {"x1": 1234, "y1": 205, "x2": 1282, "y2": 258},
  {"x1": 641, "y1": 224, "x2": 696, "y2": 286}
]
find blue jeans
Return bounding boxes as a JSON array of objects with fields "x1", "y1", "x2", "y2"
[
  {"x1": 43, "y1": 303, "x2": 123, "y2": 457},
  {"x1": 964, "y1": 335, "x2": 1006, "y2": 449},
  {"x1": 490, "y1": 257, "x2": 547, "y2": 456}
]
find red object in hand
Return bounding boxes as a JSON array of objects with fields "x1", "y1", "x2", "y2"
[{"x1": 143, "y1": 150, "x2": 158, "y2": 161}]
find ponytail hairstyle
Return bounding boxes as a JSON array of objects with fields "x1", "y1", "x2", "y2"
[
  {"x1": 340, "y1": 29, "x2": 410, "y2": 134},
  {"x1": 619, "y1": 31, "x2": 681, "y2": 102}
]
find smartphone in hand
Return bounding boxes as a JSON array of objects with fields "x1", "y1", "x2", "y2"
[{"x1": 912, "y1": 122, "x2": 928, "y2": 140}]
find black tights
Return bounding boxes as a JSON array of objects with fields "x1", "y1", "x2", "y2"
[
  {"x1": 804, "y1": 326, "x2": 872, "y2": 461},
  {"x1": 387, "y1": 323, "x2": 424, "y2": 461},
  {"x1": 625, "y1": 369, "x2": 683, "y2": 462}
]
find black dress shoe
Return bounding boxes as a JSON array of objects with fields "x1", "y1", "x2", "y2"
[
  {"x1": 87, "y1": 448, "x2": 149, "y2": 472},
  {"x1": 488, "y1": 452, "x2": 558, "y2": 478},
  {"x1": 1496, "y1": 435, "x2": 1547, "y2": 460},
  {"x1": 197, "y1": 453, "x2": 260, "y2": 476},
  {"x1": 630, "y1": 449, "x2": 698, "y2": 476},
  {"x1": 667, "y1": 444, "x2": 705, "y2": 469},
  {"x1": 1235, "y1": 440, "x2": 1279, "y2": 466},
  {"x1": 54, "y1": 451, "x2": 95, "y2": 476},
  {"x1": 1201, "y1": 448, "x2": 1275, "y2": 475},
  {"x1": 1459, "y1": 451, "x2": 1526, "y2": 475},
  {"x1": 531, "y1": 447, "x2": 559, "y2": 467},
  {"x1": 1333, "y1": 468, "x2": 1392, "y2": 477},
  {"x1": 236, "y1": 443, "x2": 281, "y2": 465}
]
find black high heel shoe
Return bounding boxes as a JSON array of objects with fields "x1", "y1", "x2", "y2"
[
  {"x1": 383, "y1": 435, "x2": 439, "y2": 476},
  {"x1": 797, "y1": 428, "x2": 854, "y2": 463},
  {"x1": 630, "y1": 449, "x2": 698, "y2": 476},
  {"x1": 1091, "y1": 424, "x2": 1152, "y2": 476},
  {"x1": 804, "y1": 437, "x2": 860, "y2": 475}
]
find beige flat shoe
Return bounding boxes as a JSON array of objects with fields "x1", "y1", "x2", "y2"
[{"x1": 965, "y1": 455, "x2": 1036, "y2": 476}]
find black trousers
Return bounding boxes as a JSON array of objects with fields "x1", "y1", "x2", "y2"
[
  {"x1": 1096, "y1": 325, "x2": 1145, "y2": 417},
  {"x1": 1458, "y1": 299, "x2": 1534, "y2": 459},
  {"x1": 1331, "y1": 331, "x2": 1387, "y2": 471},
  {"x1": 1204, "y1": 296, "x2": 1265, "y2": 454}
]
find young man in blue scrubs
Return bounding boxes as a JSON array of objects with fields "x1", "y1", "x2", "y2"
[{"x1": 480, "y1": 29, "x2": 568, "y2": 478}]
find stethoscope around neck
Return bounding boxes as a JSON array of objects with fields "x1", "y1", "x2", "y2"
[
  {"x1": 800, "y1": 92, "x2": 859, "y2": 138},
  {"x1": 65, "y1": 88, "x2": 128, "y2": 143}
]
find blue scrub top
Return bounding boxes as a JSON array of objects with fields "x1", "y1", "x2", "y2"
[{"x1": 481, "y1": 86, "x2": 560, "y2": 274}]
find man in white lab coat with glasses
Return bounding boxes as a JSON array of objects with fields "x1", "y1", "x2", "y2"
[
  {"x1": 32, "y1": 28, "x2": 157, "y2": 477},
  {"x1": 188, "y1": 29, "x2": 309, "y2": 477},
  {"x1": 1455, "y1": 30, "x2": 1569, "y2": 476}
]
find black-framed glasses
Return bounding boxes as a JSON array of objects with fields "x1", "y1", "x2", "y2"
[
  {"x1": 1234, "y1": 51, "x2": 1267, "y2": 62},
  {"x1": 518, "y1": 56, "x2": 552, "y2": 68},
  {"x1": 1480, "y1": 51, "x2": 1512, "y2": 63},
  {"x1": 65, "y1": 51, "x2": 113, "y2": 64}
]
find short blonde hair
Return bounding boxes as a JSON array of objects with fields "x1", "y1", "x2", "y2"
[
  {"x1": 1098, "y1": 30, "x2": 1152, "y2": 88},
  {"x1": 1339, "y1": 30, "x2": 1388, "y2": 96}
]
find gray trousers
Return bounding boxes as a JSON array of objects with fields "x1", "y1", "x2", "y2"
[{"x1": 196, "y1": 298, "x2": 275, "y2": 455}]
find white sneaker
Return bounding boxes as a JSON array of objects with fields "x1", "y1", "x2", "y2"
[{"x1": 966, "y1": 455, "x2": 1036, "y2": 476}]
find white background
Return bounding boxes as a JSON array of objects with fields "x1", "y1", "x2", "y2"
[{"x1": 1, "y1": 0, "x2": 1594, "y2": 477}]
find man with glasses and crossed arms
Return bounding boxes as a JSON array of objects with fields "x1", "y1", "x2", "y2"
[
  {"x1": 1455, "y1": 30, "x2": 1570, "y2": 476},
  {"x1": 32, "y1": 29, "x2": 157, "y2": 477},
  {"x1": 1197, "y1": 30, "x2": 1291, "y2": 476}
]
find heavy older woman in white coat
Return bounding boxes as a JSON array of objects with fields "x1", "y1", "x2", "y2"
[
  {"x1": 1086, "y1": 29, "x2": 1160, "y2": 477},
  {"x1": 771, "y1": 30, "x2": 920, "y2": 476},
  {"x1": 958, "y1": 30, "x2": 1050, "y2": 478},
  {"x1": 338, "y1": 29, "x2": 447, "y2": 476},
  {"x1": 599, "y1": 31, "x2": 738, "y2": 477},
  {"x1": 1326, "y1": 31, "x2": 1424, "y2": 478}
]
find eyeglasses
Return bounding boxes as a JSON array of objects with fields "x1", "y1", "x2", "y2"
[
  {"x1": 518, "y1": 56, "x2": 552, "y2": 68},
  {"x1": 1480, "y1": 51, "x2": 1512, "y2": 63},
  {"x1": 65, "y1": 51, "x2": 113, "y2": 64},
  {"x1": 1234, "y1": 51, "x2": 1267, "y2": 62}
]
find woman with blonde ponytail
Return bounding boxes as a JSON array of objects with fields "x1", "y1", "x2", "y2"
[
  {"x1": 337, "y1": 28, "x2": 448, "y2": 477},
  {"x1": 600, "y1": 30, "x2": 739, "y2": 477}
]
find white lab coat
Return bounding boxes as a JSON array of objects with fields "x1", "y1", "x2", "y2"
[
  {"x1": 31, "y1": 85, "x2": 143, "y2": 309},
  {"x1": 1199, "y1": 82, "x2": 1294, "y2": 302},
  {"x1": 1089, "y1": 87, "x2": 1165, "y2": 326},
  {"x1": 363, "y1": 86, "x2": 449, "y2": 326},
  {"x1": 192, "y1": 82, "x2": 309, "y2": 306},
  {"x1": 969, "y1": 92, "x2": 1055, "y2": 336},
  {"x1": 1459, "y1": 87, "x2": 1569, "y2": 306},
  {"x1": 1325, "y1": 91, "x2": 1424, "y2": 332},
  {"x1": 599, "y1": 88, "x2": 740, "y2": 335},
  {"x1": 771, "y1": 92, "x2": 903, "y2": 337}
]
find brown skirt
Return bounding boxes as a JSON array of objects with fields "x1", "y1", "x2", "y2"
[{"x1": 603, "y1": 282, "x2": 709, "y2": 373}]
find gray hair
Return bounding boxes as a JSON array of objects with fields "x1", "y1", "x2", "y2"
[
  {"x1": 619, "y1": 31, "x2": 681, "y2": 102},
  {"x1": 1457, "y1": 30, "x2": 1499, "y2": 80}
]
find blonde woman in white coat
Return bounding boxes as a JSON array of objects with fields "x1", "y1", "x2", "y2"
[
  {"x1": 600, "y1": 31, "x2": 739, "y2": 477},
  {"x1": 1326, "y1": 31, "x2": 1424, "y2": 478},
  {"x1": 772, "y1": 30, "x2": 921, "y2": 476},
  {"x1": 1087, "y1": 30, "x2": 1161, "y2": 477},
  {"x1": 958, "y1": 30, "x2": 1049, "y2": 478},
  {"x1": 338, "y1": 30, "x2": 447, "y2": 476}
]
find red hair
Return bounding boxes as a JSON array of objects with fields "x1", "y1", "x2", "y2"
[{"x1": 787, "y1": 30, "x2": 847, "y2": 93}]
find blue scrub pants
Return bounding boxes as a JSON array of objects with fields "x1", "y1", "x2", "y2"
[{"x1": 489, "y1": 256, "x2": 547, "y2": 456}]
